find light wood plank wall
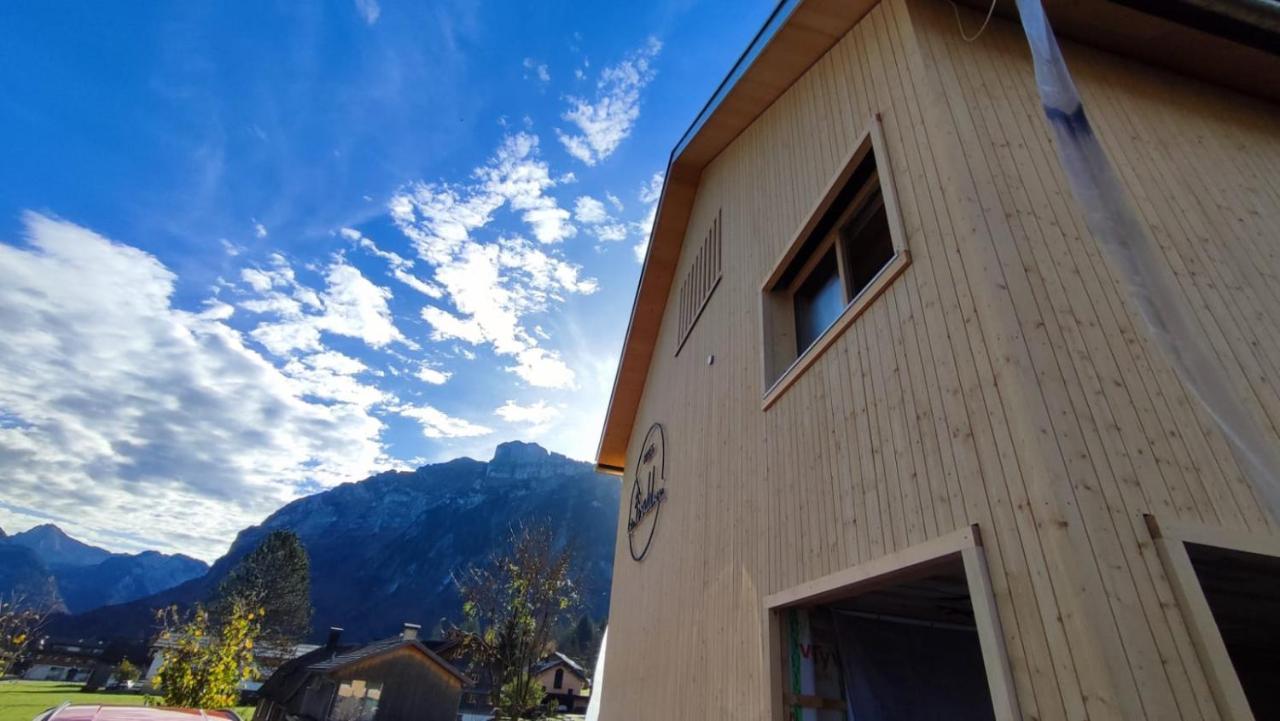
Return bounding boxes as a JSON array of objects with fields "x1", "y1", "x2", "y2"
[{"x1": 598, "y1": 1, "x2": 1280, "y2": 719}]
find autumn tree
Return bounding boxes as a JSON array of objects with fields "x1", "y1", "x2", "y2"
[
  {"x1": 215, "y1": 530, "x2": 313, "y2": 646},
  {"x1": 115, "y1": 658, "x2": 141, "y2": 684},
  {"x1": 154, "y1": 599, "x2": 261, "y2": 708},
  {"x1": 446, "y1": 523, "x2": 581, "y2": 721},
  {"x1": 0, "y1": 593, "x2": 50, "y2": 677}
]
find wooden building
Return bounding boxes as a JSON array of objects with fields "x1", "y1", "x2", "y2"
[
  {"x1": 594, "y1": 0, "x2": 1280, "y2": 719},
  {"x1": 254, "y1": 624, "x2": 470, "y2": 721},
  {"x1": 533, "y1": 652, "x2": 591, "y2": 714}
]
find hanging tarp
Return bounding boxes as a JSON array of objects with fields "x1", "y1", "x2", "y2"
[
  {"x1": 1013, "y1": 0, "x2": 1280, "y2": 520},
  {"x1": 832, "y1": 612, "x2": 996, "y2": 721}
]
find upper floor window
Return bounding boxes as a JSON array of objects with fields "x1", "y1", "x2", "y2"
[
  {"x1": 761, "y1": 114, "x2": 909, "y2": 409},
  {"x1": 331, "y1": 678, "x2": 382, "y2": 721}
]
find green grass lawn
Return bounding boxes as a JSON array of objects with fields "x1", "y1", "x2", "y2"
[{"x1": 0, "y1": 681, "x2": 253, "y2": 721}]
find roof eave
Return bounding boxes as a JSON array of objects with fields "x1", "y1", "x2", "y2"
[
  {"x1": 594, "y1": 0, "x2": 1280, "y2": 471},
  {"x1": 594, "y1": 0, "x2": 881, "y2": 470}
]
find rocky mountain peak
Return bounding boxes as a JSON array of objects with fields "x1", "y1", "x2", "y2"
[
  {"x1": 492, "y1": 440, "x2": 550, "y2": 464},
  {"x1": 10, "y1": 523, "x2": 113, "y2": 567},
  {"x1": 485, "y1": 441, "x2": 584, "y2": 481}
]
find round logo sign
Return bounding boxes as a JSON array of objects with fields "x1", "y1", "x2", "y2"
[{"x1": 626, "y1": 423, "x2": 666, "y2": 561}]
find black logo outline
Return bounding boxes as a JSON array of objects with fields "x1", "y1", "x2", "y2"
[{"x1": 626, "y1": 423, "x2": 666, "y2": 561}]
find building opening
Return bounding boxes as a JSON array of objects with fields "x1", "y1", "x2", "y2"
[
  {"x1": 1186, "y1": 543, "x2": 1280, "y2": 719},
  {"x1": 778, "y1": 556, "x2": 998, "y2": 721}
]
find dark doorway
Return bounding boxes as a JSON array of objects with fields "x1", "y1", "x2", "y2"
[
  {"x1": 1187, "y1": 543, "x2": 1280, "y2": 719},
  {"x1": 779, "y1": 558, "x2": 998, "y2": 720}
]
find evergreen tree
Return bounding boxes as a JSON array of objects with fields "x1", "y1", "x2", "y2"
[
  {"x1": 556, "y1": 614, "x2": 602, "y2": 671},
  {"x1": 215, "y1": 530, "x2": 313, "y2": 645}
]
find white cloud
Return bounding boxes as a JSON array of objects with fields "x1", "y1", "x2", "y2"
[
  {"x1": 573, "y1": 194, "x2": 628, "y2": 243},
  {"x1": 198, "y1": 300, "x2": 236, "y2": 321},
  {"x1": 509, "y1": 347, "x2": 575, "y2": 389},
  {"x1": 480, "y1": 133, "x2": 576, "y2": 244},
  {"x1": 638, "y1": 171, "x2": 663, "y2": 204},
  {"x1": 391, "y1": 134, "x2": 597, "y2": 389},
  {"x1": 393, "y1": 133, "x2": 575, "y2": 254},
  {"x1": 253, "y1": 221, "x2": 268, "y2": 238},
  {"x1": 240, "y1": 255, "x2": 412, "y2": 356},
  {"x1": 632, "y1": 171, "x2": 664, "y2": 262},
  {"x1": 343, "y1": 227, "x2": 446, "y2": 299},
  {"x1": 494, "y1": 399, "x2": 560, "y2": 433},
  {"x1": 0, "y1": 213, "x2": 390, "y2": 560},
  {"x1": 597, "y1": 223, "x2": 628, "y2": 242},
  {"x1": 556, "y1": 37, "x2": 662, "y2": 165},
  {"x1": 354, "y1": 0, "x2": 380, "y2": 24},
  {"x1": 393, "y1": 404, "x2": 491, "y2": 439},
  {"x1": 573, "y1": 196, "x2": 609, "y2": 224},
  {"x1": 605, "y1": 192, "x2": 624, "y2": 212},
  {"x1": 415, "y1": 362, "x2": 452, "y2": 385},
  {"x1": 305, "y1": 349, "x2": 367, "y2": 375},
  {"x1": 522, "y1": 58, "x2": 551, "y2": 83}
]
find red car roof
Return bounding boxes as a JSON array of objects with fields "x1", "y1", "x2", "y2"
[{"x1": 42, "y1": 706, "x2": 239, "y2": 721}]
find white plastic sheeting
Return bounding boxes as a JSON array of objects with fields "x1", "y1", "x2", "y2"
[
  {"x1": 584, "y1": 627, "x2": 606, "y2": 721},
  {"x1": 1014, "y1": 0, "x2": 1280, "y2": 521}
]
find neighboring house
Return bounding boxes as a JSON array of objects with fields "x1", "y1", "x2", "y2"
[
  {"x1": 593, "y1": 0, "x2": 1280, "y2": 719},
  {"x1": 533, "y1": 652, "x2": 589, "y2": 714},
  {"x1": 143, "y1": 636, "x2": 318, "y2": 695},
  {"x1": 421, "y1": 640, "x2": 492, "y2": 721},
  {"x1": 254, "y1": 624, "x2": 470, "y2": 721},
  {"x1": 22, "y1": 638, "x2": 109, "y2": 682},
  {"x1": 80, "y1": 639, "x2": 150, "y2": 692},
  {"x1": 431, "y1": 644, "x2": 591, "y2": 719}
]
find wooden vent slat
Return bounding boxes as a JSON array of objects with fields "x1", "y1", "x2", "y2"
[{"x1": 675, "y1": 209, "x2": 722, "y2": 355}]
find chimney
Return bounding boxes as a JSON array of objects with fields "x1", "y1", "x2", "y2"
[
  {"x1": 401, "y1": 623, "x2": 421, "y2": 641},
  {"x1": 326, "y1": 627, "x2": 344, "y2": 649}
]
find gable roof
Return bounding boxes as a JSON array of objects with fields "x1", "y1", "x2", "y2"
[
  {"x1": 257, "y1": 636, "x2": 472, "y2": 707},
  {"x1": 256, "y1": 643, "x2": 358, "y2": 704},
  {"x1": 593, "y1": 0, "x2": 1280, "y2": 473},
  {"x1": 533, "y1": 651, "x2": 588, "y2": 680}
]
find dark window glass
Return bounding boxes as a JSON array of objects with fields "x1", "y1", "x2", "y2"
[
  {"x1": 794, "y1": 249, "x2": 845, "y2": 354},
  {"x1": 554, "y1": 668, "x2": 564, "y2": 689},
  {"x1": 840, "y1": 191, "x2": 894, "y2": 299}
]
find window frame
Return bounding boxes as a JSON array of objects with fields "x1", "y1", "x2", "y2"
[
  {"x1": 760, "y1": 113, "x2": 910, "y2": 411},
  {"x1": 1145, "y1": 514, "x2": 1280, "y2": 721},
  {"x1": 762, "y1": 525, "x2": 1020, "y2": 721}
]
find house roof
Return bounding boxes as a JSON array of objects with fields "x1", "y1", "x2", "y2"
[
  {"x1": 593, "y1": 0, "x2": 1280, "y2": 473},
  {"x1": 533, "y1": 652, "x2": 588, "y2": 680},
  {"x1": 257, "y1": 635, "x2": 472, "y2": 707}
]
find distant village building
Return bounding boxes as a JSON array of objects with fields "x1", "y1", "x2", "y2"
[
  {"x1": 431, "y1": 642, "x2": 592, "y2": 720},
  {"x1": 21, "y1": 638, "x2": 107, "y2": 683},
  {"x1": 533, "y1": 652, "x2": 590, "y2": 714},
  {"x1": 142, "y1": 635, "x2": 318, "y2": 696},
  {"x1": 593, "y1": 0, "x2": 1280, "y2": 719},
  {"x1": 254, "y1": 624, "x2": 470, "y2": 721}
]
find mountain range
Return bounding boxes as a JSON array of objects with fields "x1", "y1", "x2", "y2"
[
  {"x1": 0, "y1": 523, "x2": 208, "y2": 614},
  {"x1": 43, "y1": 441, "x2": 620, "y2": 643}
]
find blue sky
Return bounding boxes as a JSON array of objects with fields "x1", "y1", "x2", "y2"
[{"x1": 0, "y1": 0, "x2": 775, "y2": 560}]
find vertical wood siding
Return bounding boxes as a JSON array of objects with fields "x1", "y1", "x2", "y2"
[
  {"x1": 331, "y1": 648, "x2": 463, "y2": 721},
  {"x1": 598, "y1": 1, "x2": 1280, "y2": 719}
]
